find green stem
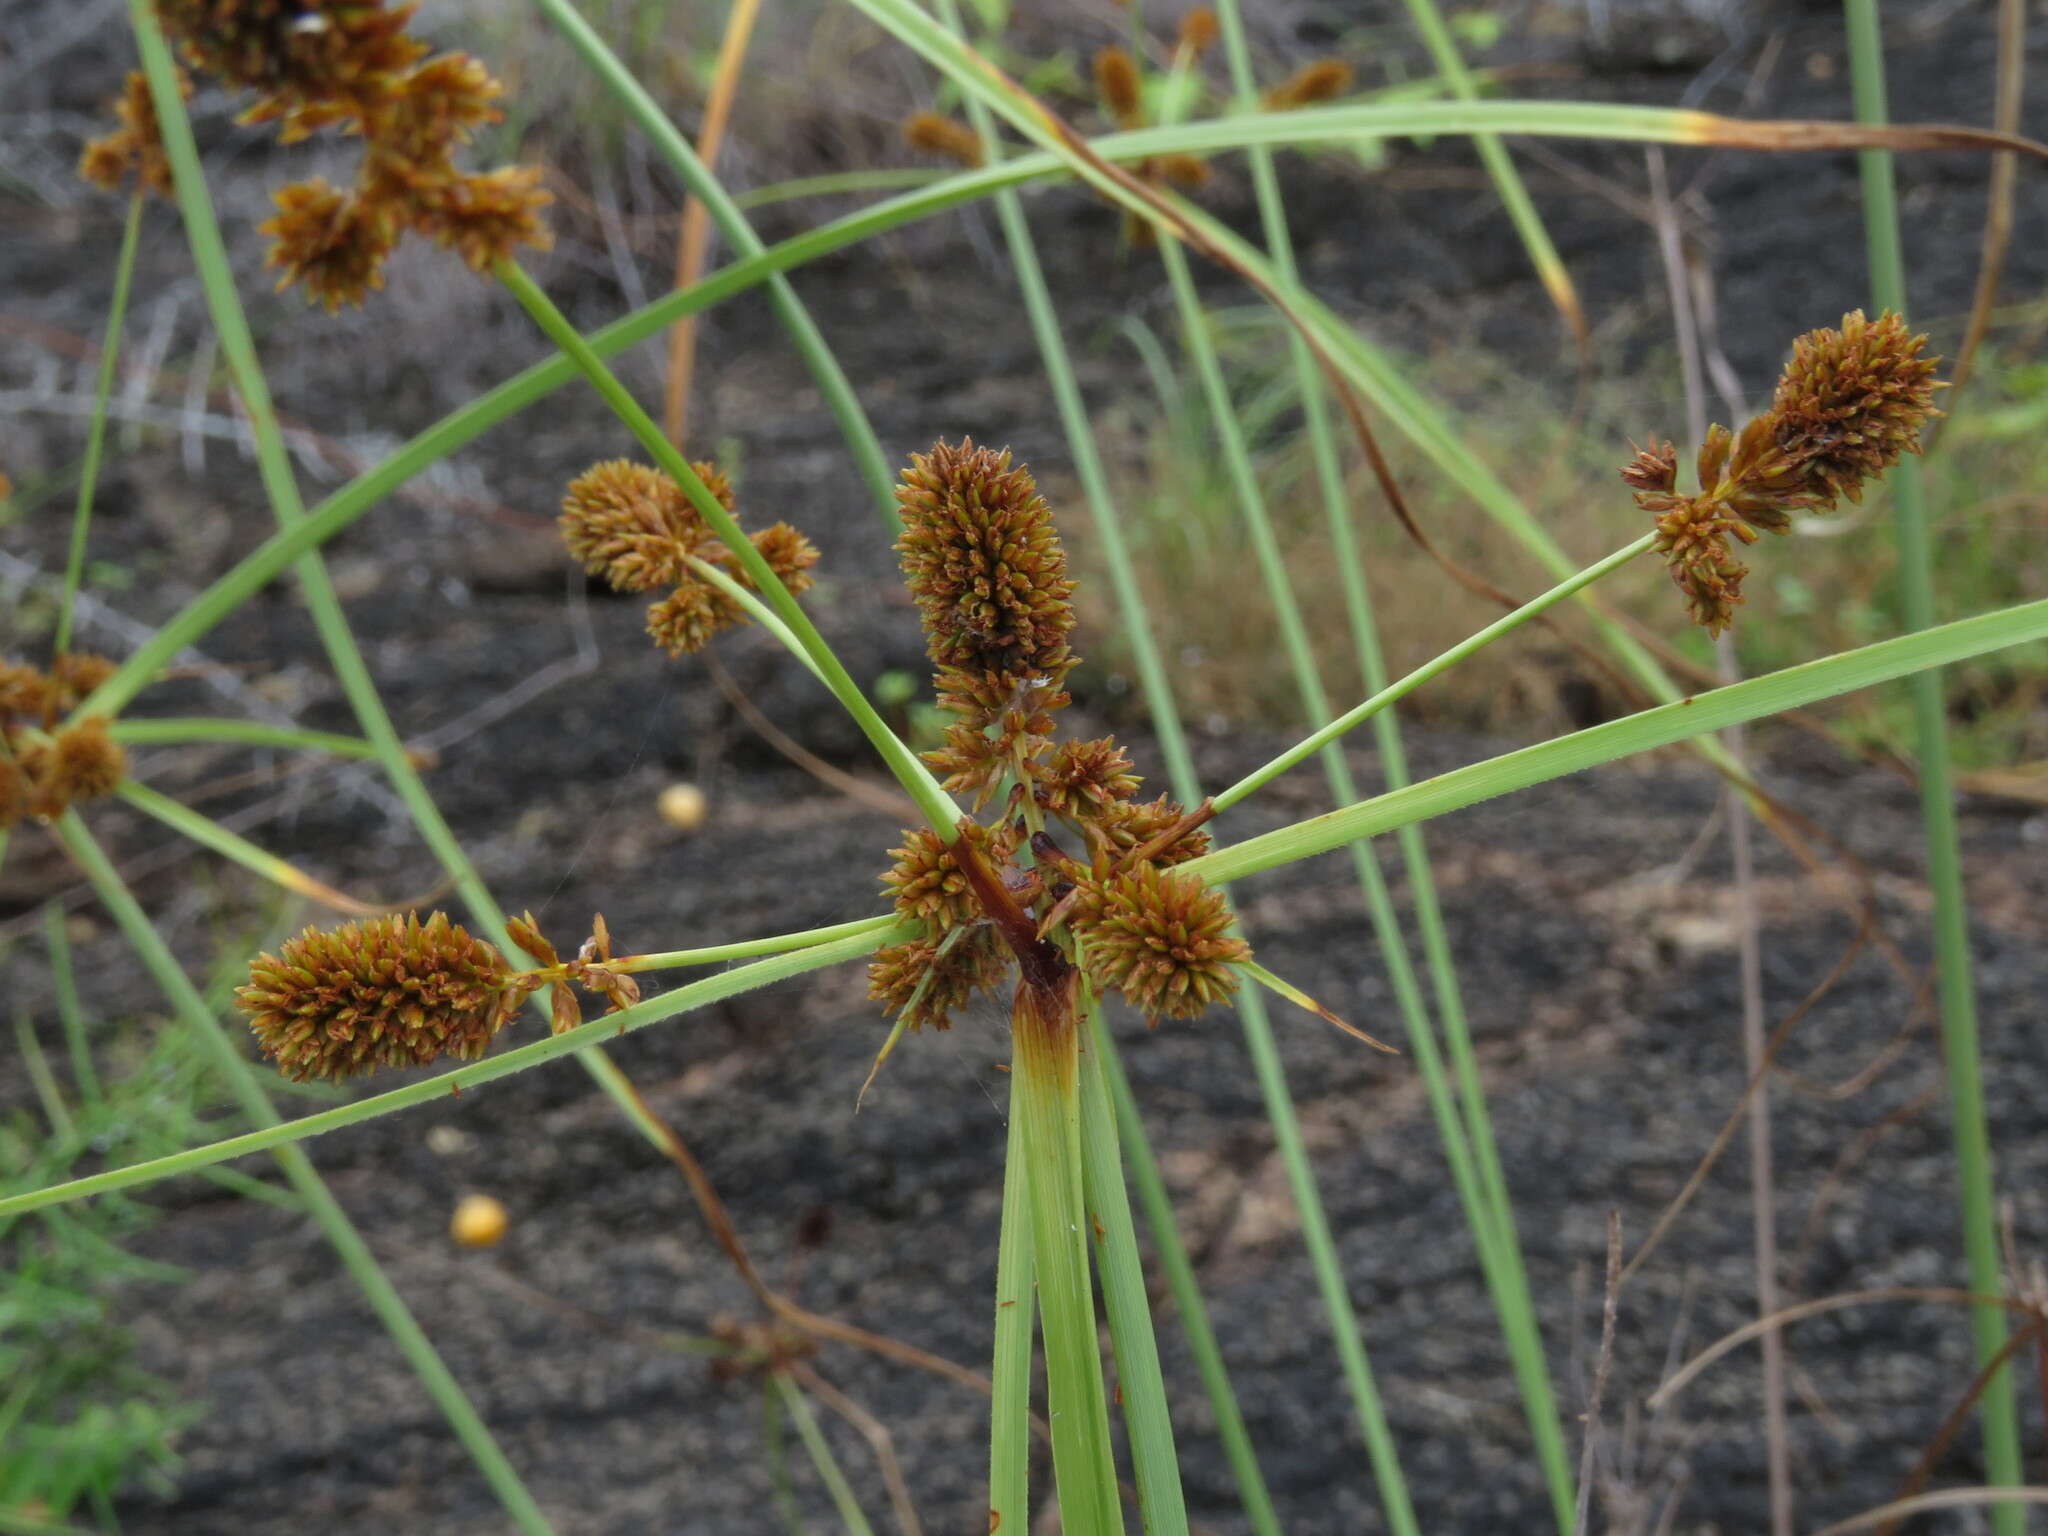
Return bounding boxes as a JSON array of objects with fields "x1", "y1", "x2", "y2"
[
  {"x1": 1842, "y1": 2, "x2": 2023, "y2": 1524},
  {"x1": 43, "y1": 902, "x2": 100, "y2": 1112},
  {"x1": 772, "y1": 1374, "x2": 879, "y2": 1536},
  {"x1": 1093, "y1": 1014, "x2": 1282, "y2": 1536},
  {"x1": 988, "y1": 1078, "x2": 1035, "y2": 1532},
  {"x1": 530, "y1": 0, "x2": 896, "y2": 525},
  {"x1": 52, "y1": 812, "x2": 555, "y2": 1536},
  {"x1": 1214, "y1": 535, "x2": 1651, "y2": 811},
  {"x1": 493, "y1": 259, "x2": 959, "y2": 835},
  {"x1": 1013, "y1": 984, "x2": 1125, "y2": 1535},
  {"x1": 109, "y1": 718, "x2": 380, "y2": 757},
  {"x1": 56, "y1": 192, "x2": 144, "y2": 658},
  {"x1": 1076, "y1": 987, "x2": 1189, "y2": 1536},
  {"x1": 15, "y1": 1010, "x2": 75, "y2": 1143}
]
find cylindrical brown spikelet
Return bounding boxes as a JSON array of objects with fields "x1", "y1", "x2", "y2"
[
  {"x1": 1178, "y1": 7, "x2": 1219, "y2": 55},
  {"x1": 236, "y1": 911, "x2": 515, "y2": 1082},
  {"x1": 903, "y1": 111, "x2": 985, "y2": 168},
  {"x1": 894, "y1": 440, "x2": 1077, "y2": 682},
  {"x1": 1038, "y1": 737, "x2": 1140, "y2": 820},
  {"x1": 1095, "y1": 794, "x2": 1211, "y2": 866},
  {"x1": 1264, "y1": 58, "x2": 1353, "y2": 111},
  {"x1": 1094, "y1": 46, "x2": 1145, "y2": 128},
  {"x1": 1072, "y1": 863, "x2": 1249, "y2": 1020},
  {"x1": 880, "y1": 820, "x2": 1016, "y2": 932}
]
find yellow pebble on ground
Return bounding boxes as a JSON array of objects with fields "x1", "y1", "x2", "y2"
[
  {"x1": 450, "y1": 1193, "x2": 508, "y2": 1247},
  {"x1": 657, "y1": 782, "x2": 707, "y2": 831}
]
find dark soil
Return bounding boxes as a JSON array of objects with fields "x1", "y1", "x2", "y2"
[{"x1": 4, "y1": 1, "x2": 2048, "y2": 1532}]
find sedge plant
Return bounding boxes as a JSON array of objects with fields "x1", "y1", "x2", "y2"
[{"x1": 7, "y1": 1, "x2": 2046, "y2": 1529}]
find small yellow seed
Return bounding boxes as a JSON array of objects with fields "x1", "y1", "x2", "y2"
[
  {"x1": 657, "y1": 782, "x2": 708, "y2": 831},
  {"x1": 450, "y1": 1192, "x2": 508, "y2": 1247}
]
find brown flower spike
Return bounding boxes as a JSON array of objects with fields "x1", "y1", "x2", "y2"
[
  {"x1": 236, "y1": 911, "x2": 516, "y2": 1081},
  {"x1": 1626, "y1": 310, "x2": 1943, "y2": 636}
]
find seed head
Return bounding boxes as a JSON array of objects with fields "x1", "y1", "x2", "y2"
[
  {"x1": 160, "y1": 0, "x2": 426, "y2": 124},
  {"x1": 80, "y1": 69, "x2": 189, "y2": 199},
  {"x1": 420, "y1": 166, "x2": 553, "y2": 270},
  {"x1": 742, "y1": 522, "x2": 821, "y2": 597},
  {"x1": 903, "y1": 112, "x2": 985, "y2": 168},
  {"x1": 1650, "y1": 500, "x2": 1754, "y2": 639},
  {"x1": 1094, "y1": 794, "x2": 1211, "y2": 867},
  {"x1": 1094, "y1": 47, "x2": 1145, "y2": 129},
  {"x1": 1072, "y1": 863, "x2": 1249, "y2": 1021},
  {"x1": 880, "y1": 821, "x2": 1015, "y2": 932},
  {"x1": 895, "y1": 440, "x2": 1076, "y2": 683},
  {"x1": 44, "y1": 717, "x2": 127, "y2": 809},
  {"x1": 236, "y1": 910, "x2": 515, "y2": 1082},
  {"x1": 1766, "y1": 309, "x2": 1944, "y2": 508},
  {"x1": 1178, "y1": 8, "x2": 1219, "y2": 55},
  {"x1": 0, "y1": 661, "x2": 49, "y2": 722},
  {"x1": 867, "y1": 928, "x2": 1008, "y2": 1032},
  {"x1": 1619, "y1": 438, "x2": 1678, "y2": 503},
  {"x1": 646, "y1": 581, "x2": 743, "y2": 658},
  {"x1": 261, "y1": 178, "x2": 398, "y2": 312},
  {"x1": 1264, "y1": 59, "x2": 1353, "y2": 111},
  {"x1": 1037, "y1": 737, "x2": 1139, "y2": 821},
  {"x1": 560, "y1": 460, "x2": 706, "y2": 592},
  {"x1": 49, "y1": 653, "x2": 118, "y2": 712}
]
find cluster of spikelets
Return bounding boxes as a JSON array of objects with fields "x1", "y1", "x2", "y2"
[
  {"x1": 557, "y1": 460, "x2": 820, "y2": 657},
  {"x1": 236, "y1": 908, "x2": 641, "y2": 1081},
  {"x1": 82, "y1": 0, "x2": 551, "y2": 311},
  {"x1": 0, "y1": 655, "x2": 127, "y2": 829},
  {"x1": 1625, "y1": 310, "x2": 1945, "y2": 636},
  {"x1": 869, "y1": 440, "x2": 1251, "y2": 1029}
]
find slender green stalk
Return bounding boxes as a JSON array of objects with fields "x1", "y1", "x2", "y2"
[
  {"x1": 43, "y1": 903, "x2": 99, "y2": 1112},
  {"x1": 530, "y1": 0, "x2": 896, "y2": 527},
  {"x1": 56, "y1": 193, "x2": 144, "y2": 658},
  {"x1": 1212, "y1": 536, "x2": 1646, "y2": 806},
  {"x1": 51, "y1": 812, "x2": 555, "y2": 1536},
  {"x1": 15, "y1": 1011, "x2": 75, "y2": 1143},
  {"x1": 109, "y1": 718, "x2": 380, "y2": 758},
  {"x1": 771, "y1": 1374, "x2": 879, "y2": 1536},
  {"x1": 1076, "y1": 984, "x2": 1189, "y2": 1536},
  {"x1": 115, "y1": 779, "x2": 368, "y2": 901},
  {"x1": 685, "y1": 556, "x2": 829, "y2": 685},
  {"x1": 761, "y1": 1378, "x2": 807, "y2": 1536},
  {"x1": 0, "y1": 919, "x2": 905, "y2": 1221},
  {"x1": 1013, "y1": 989, "x2": 1125, "y2": 1535},
  {"x1": 735, "y1": 168, "x2": 945, "y2": 209},
  {"x1": 1842, "y1": 3, "x2": 2023, "y2": 1523},
  {"x1": 988, "y1": 1082, "x2": 1035, "y2": 1533},
  {"x1": 1192, "y1": 596, "x2": 2048, "y2": 888},
  {"x1": 1093, "y1": 1010, "x2": 1282, "y2": 1536},
  {"x1": 1214, "y1": 535, "x2": 1651, "y2": 812},
  {"x1": 1392, "y1": 0, "x2": 1582, "y2": 342},
  {"x1": 493, "y1": 259, "x2": 960, "y2": 836},
  {"x1": 625, "y1": 915, "x2": 899, "y2": 971}
]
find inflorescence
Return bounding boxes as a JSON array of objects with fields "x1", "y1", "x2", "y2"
[
  {"x1": 1625, "y1": 310, "x2": 1945, "y2": 636},
  {"x1": 83, "y1": 0, "x2": 552, "y2": 310},
  {"x1": 0, "y1": 654, "x2": 127, "y2": 828},
  {"x1": 557, "y1": 459, "x2": 819, "y2": 657},
  {"x1": 869, "y1": 440, "x2": 1249, "y2": 1030}
]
